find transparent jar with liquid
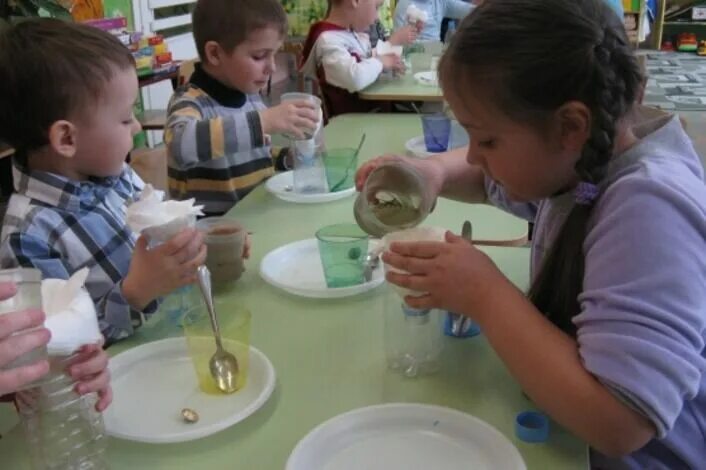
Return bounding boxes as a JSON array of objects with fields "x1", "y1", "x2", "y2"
[
  {"x1": 17, "y1": 354, "x2": 108, "y2": 470},
  {"x1": 384, "y1": 293, "x2": 444, "y2": 377},
  {"x1": 0, "y1": 268, "x2": 47, "y2": 388},
  {"x1": 354, "y1": 161, "x2": 436, "y2": 238}
]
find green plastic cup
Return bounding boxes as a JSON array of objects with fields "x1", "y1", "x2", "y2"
[
  {"x1": 324, "y1": 148, "x2": 358, "y2": 193},
  {"x1": 316, "y1": 224, "x2": 369, "y2": 288}
]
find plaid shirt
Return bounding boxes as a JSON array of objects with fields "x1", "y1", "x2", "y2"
[{"x1": 0, "y1": 160, "x2": 158, "y2": 344}]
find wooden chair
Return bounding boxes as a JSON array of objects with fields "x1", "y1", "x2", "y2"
[{"x1": 136, "y1": 59, "x2": 197, "y2": 131}]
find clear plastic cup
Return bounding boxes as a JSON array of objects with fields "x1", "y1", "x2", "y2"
[
  {"x1": 280, "y1": 92, "x2": 322, "y2": 141},
  {"x1": 315, "y1": 224, "x2": 369, "y2": 288},
  {"x1": 196, "y1": 217, "x2": 247, "y2": 285},
  {"x1": 0, "y1": 268, "x2": 48, "y2": 388},
  {"x1": 421, "y1": 114, "x2": 451, "y2": 152}
]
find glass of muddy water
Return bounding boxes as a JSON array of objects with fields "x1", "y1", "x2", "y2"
[
  {"x1": 354, "y1": 162, "x2": 436, "y2": 237},
  {"x1": 196, "y1": 217, "x2": 247, "y2": 284}
]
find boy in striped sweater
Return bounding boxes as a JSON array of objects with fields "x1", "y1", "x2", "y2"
[{"x1": 165, "y1": 0, "x2": 319, "y2": 216}]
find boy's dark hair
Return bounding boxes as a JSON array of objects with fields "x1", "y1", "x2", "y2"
[
  {"x1": 192, "y1": 0, "x2": 288, "y2": 61},
  {"x1": 439, "y1": 0, "x2": 643, "y2": 335},
  {"x1": 0, "y1": 19, "x2": 135, "y2": 152}
]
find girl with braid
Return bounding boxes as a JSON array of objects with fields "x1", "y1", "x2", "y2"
[{"x1": 356, "y1": 0, "x2": 706, "y2": 467}]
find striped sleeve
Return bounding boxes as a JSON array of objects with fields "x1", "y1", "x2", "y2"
[{"x1": 164, "y1": 87, "x2": 266, "y2": 170}]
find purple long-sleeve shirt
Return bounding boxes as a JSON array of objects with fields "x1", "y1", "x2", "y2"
[{"x1": 486, "y1": 114, "x2": 706, "y2": 469}]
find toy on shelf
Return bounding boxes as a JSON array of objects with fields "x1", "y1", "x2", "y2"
[
  {"x1": 698, "y1": 40, "x2": 706, "y2": 56},
  {"x1": 130, "y1": 34, "x2": 177, "y2": 77},
  {"x1": 677, "y1": 32, "x2": 698, "y2": 52},
  {"x1": 83, "y1": 17, "x2": 179, "y2": 77}
]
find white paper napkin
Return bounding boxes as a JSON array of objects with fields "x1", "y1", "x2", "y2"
[
  {"x1": 42, "y1": 268, "x2": 102, "y2": 356},
  {"x1": 126, "y1": 184, "x2": 204, "y2": 244},
  {"x1": 406, "y1": 4, "x2": 429, "y2": 24}
]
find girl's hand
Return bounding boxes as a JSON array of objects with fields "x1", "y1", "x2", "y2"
[
  {"x1": 382, "y1": 231, "x2": 508, "y2": 318},
  {"x1": 66, "y1": 342, "x2": 112, "y2": 412}
]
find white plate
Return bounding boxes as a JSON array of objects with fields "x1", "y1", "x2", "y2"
[
  {"x1": 287, "y1": 403, "x2": 526, "y2": 470},
  {"x1": 405, "y1": 122, "x2": 470, "y2": 158},
  {"x1": 104, "y1": 338, "x2": 275, "y2": 443},
  {"x1": 414, "y1": 71, "x2": 438, "y2": 87},
  {"x1": 265, "y1": 172, "x2": 355, "y2": 204},
  {"x1": 259, "y1": 239, "x2": 384, "y2": 299}
]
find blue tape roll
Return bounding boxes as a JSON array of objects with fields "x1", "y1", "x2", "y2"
[{"x1": 515, "y1": 411, "x2": 550, "y2": 443}]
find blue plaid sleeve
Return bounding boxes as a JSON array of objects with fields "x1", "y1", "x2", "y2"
[{"x1": 7, "y1": 232, "x2": 158, "y2": 344}]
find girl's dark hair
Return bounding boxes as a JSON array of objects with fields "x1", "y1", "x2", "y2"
[
  {"x1": 439, "y1": 0, "x2": 643, "y2": 335},
  {"x1": 0, "y1": 18, "x2": 135, "y2": 153}
]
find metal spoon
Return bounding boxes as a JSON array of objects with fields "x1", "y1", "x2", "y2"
[
  {"x1": 363, "y1": 249, "x2": 381, "y2": 282},
  {"x1": 196, "y1": 266, "x2": 240, "y2": 394},
  {"x1": 329, "y1": 133, "x2": 366, "y2": 192},
  {"x1": 447, "y1": 221, "x2": 474, "y2": 336}
]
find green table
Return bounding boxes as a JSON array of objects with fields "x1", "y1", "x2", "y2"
[
  {"x1": 359, "y1": 53, "x2": 443, "y2": 102},
  {"x1": 0, "y1": 115, "x2": 587, "y2": 469}
]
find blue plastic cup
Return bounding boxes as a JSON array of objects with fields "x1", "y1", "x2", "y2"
[{"x1": 421, "y1": 114, "x2": 451, "y2": 152}]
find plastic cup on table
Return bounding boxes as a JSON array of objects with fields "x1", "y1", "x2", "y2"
[
  {"x1": 315, "y1": 224, "x2": 369, "y2": 288},
  {"x1": 324, "y1": 148, "x2": 358, "y2": 193},
  {"x1": 182, "y1": 302, "x2": 251, "y2": 394},
  {"x1": 421, "y1": 114, "x2": 451, "y2": 152}
]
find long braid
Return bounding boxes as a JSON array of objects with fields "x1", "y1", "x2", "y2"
[{"x1": 529, "y1": 24, "x2": 642, "y2": 334}]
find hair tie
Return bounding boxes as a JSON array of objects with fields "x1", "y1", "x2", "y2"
[{"x1": 575, "y1": 182, "x2": 599, "y2": 205}]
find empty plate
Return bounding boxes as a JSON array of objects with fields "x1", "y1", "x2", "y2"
[
  {"x1": 265, "y1": 172, "x2": 355, "y2": 204},
  {"x1": 286, "y1": 403, "x2": 526, "y2": 470},
  {"x1": 259, "y1": 239, "x2": 384, "y2": 299}
]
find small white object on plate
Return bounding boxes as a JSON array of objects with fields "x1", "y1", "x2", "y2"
[
  {"x1": 286, "y1": 403, "x2": 526, "y2": 470},
  {"x1": 266, "y1": 172, "x2": 355, "y2": 204},
  {"x1": 104, "y1": 338, "x2": 275, "y2": 443},
  {"x1": 414, "y1": 71, "x2": 438, "y2": 87},
  {"x1": 260, "y1": 239, "x2": 384, "y2": 299}
]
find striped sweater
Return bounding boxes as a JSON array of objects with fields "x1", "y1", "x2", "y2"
[{"x1": 164, "y1": 63, "x2": 286, "y2": 215}]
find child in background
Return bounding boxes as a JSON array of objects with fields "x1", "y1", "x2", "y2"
[
  {"x1": 0, "y1": 19, "x2": 206, "y2": 346},
  {"x1": 358, "y1": 0, "x2": 706, "y2": 467},
  {"x1": 393, "y1": 0, "x2": 478, "y2": 42},
  {"x1": 300, "y1": 0, "x2": 406, "y2": 118},
  {"x1": 165, "y1": 0, "x2": 319, "y2": 216}
]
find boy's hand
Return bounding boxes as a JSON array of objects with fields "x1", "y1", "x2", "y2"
[
  {"x1": 0, "y1": 282, "x2": 51, "y2": 396},
  {"x1": 259, "y1": 100, "x2": 319, "y2": 140},
  {"x1": 389, "y1": 25, "x2": 418, "y2": 46},
  {"x1": 379, "y1": 54, "x2": 405, "y2": 73},
  {"x1": 66, "y1": 342, "x2": 112, "y2": 412},
  {"x1": 123, "y1": 228, "x2": 207, "y2": 310}
]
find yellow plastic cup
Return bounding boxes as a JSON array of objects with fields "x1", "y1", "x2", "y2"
[{"x1": 182, "y1": 301, "x2": 251, "y2": 395}]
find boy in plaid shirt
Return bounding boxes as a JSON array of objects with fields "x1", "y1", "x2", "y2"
[{"x1": 0, "y1": 19, "x2": 206, "y2": 345}]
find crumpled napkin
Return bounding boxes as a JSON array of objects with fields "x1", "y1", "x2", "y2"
[
  {"x1": 376, "y1": 41, "x2": 403, "y2": 58},
  {"x1": 42, "y1": 268, "x2": 102, "y2": 356},
  {"x1": 126, "y1": 184, "x2": 204, "y2": 244},
  {"x1": 406, "y1": 4, "x2": 429, "y2": 24}
]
